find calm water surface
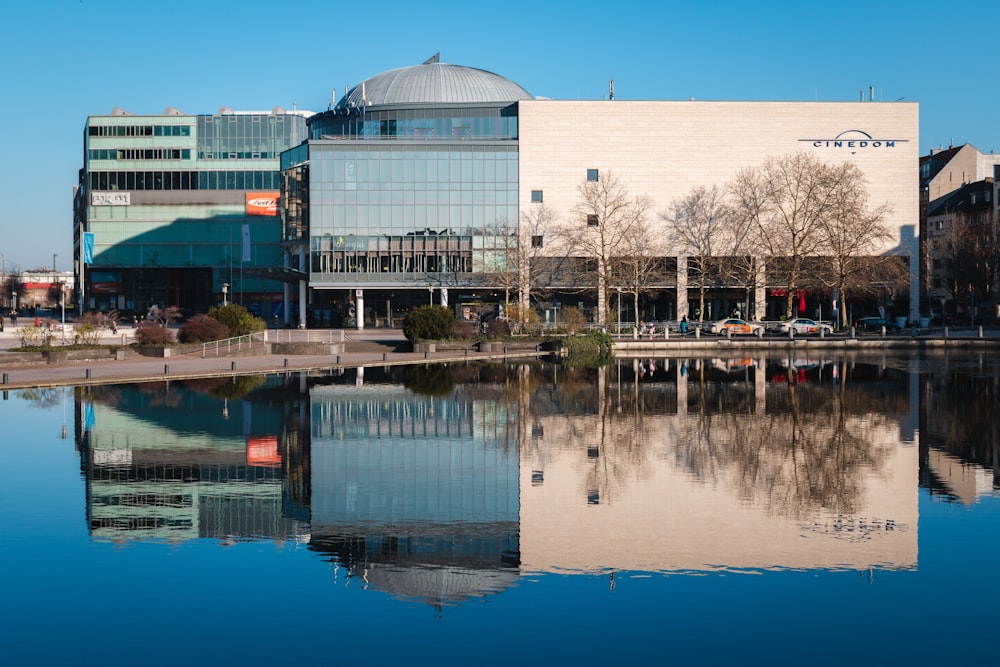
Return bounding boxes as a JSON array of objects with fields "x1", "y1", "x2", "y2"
[{"x1": 1, "y1": 351, "x2": 998, "y2": 666}]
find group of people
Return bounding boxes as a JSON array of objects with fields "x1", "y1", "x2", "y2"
[
  {"x1": 635, "y1": 316, "x2": 692, "y2": 337},
  {"x1": 0, "y1": 310, "x2": 19, "y2": 332}
]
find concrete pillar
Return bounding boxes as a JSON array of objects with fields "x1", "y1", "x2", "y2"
[
  {"x1": 298, "y1": 279, "x2": 307, "y2": 328},
  {"x1": 297, "y1": 249, "x2": 307, "y2": 328},
  {"x1": 282, "y1": 282, "x2": 291, "y2": 327},
  {"x1": 356, "y1": 289, "x2": 365, "y2": 331},
  {"x1": 754, "y1": 258, "x2": 766, "y2": 321},
  {"x1": 676, "y1": 255, "x2": 688, "y2": 321}
]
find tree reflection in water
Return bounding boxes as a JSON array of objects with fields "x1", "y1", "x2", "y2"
[{"x1": 69, "y1": 352, "x2": 1000, "y2": 593}]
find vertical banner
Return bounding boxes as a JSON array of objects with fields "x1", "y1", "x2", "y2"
[
  {"x1": 83, "y1": 233, "x2": 95, "y2": 264},
  {"x1": 241, "y1": 224, "x2": 251, "y2": 262}
]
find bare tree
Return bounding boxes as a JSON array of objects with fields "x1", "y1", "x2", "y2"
[
  {"x1": 662, "y1": 185, "x2": 734, "y2": 323},
  {"x1": 480, "y1": 216, "x2": 520, "y2": 309},
  {"x1": 563, "y1": 172, "x2": 653, "y2": 326},
  {"x1": 731, "y1": 153, "x2": 843, "y2": 319},
  {"x1": 2, "y1": 267, "x2": 25, "y2": 311},
  {"x1": 517, "y1": 204, "x2": 565, "y2": 314},
  {"x1": 928, "y1": 210, "x2": 978, "y2": 321},
  {"x1": 964, "y1": 206, "x2": 1000, "y2": 324},
  {"x1": 815, "y1": 163, "x2": 894, "y2": 328},
  {"x1": 614, "y1": 217, "x2": 666, "y2": 331}
]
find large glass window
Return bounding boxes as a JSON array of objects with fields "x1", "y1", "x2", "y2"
[
  {"x1": 309, "y1": 105, "x2": 519, "y2": 141},
  {"x1": 305, "y1": 142, "x2": 517, "y2": 278}
]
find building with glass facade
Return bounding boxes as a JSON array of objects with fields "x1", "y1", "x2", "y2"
[
  {"x1": 281, "y1": 57, "x2": 919, "y2": 328},
  {"x1": 74, "y1": 106, "x2": 310, "y2": 317},
  {"x1": 77, "y1": 58, "x2": 919, "y2": 327},
  {"x1": 280, "y1": 56, "x2": 530, "y2": 327}
]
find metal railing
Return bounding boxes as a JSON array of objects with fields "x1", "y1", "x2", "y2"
[
  {"x1": 201, "y1": 332, "x2": 267, "y2": 358},
  {"x1": 266, "y1": 329, "x2": 345, "y2": 344}
]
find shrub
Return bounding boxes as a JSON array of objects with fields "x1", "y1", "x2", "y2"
[
  {"x1": 134, "y1": 322, "x2": 175, "y2": 346},
  {"x1": 73, "y1": 322, "x2": 101, "y2": 346},
  {"x1": 402, "y1": 364, "x2": 455, "y2": 396},
  {"x1": 17, "y1": 325, "x2": 52, "y2": 348},
  {"x1": 505, "y1": 303, "x2": 542, "y2": 336},
  {"x1": 562, "y1": 330, "x2": 613, "y2": 367},
  {"x1": 75, "y1": 311, "x2": 115, "y2": 345},
  {"x1": 178, "y1": 314, "x2": 231, "y2": 343},
  {"x1": 482, "y1": 317, "x2": 511, "y2": 339},
  {"x1": 450, "y1": 319, "x2": 480, "y2": 340},
  {"x1": 402, "y1": 305, "x2": 454, "y2": 341},
  {"x1": 560, "y1": 306, "x2": 587, "y2": 334},
  {"x1": 206, "y1": 304, "x2": 265, "y2": 337}
]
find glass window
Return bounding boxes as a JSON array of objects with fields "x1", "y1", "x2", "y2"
[
  {"x1": 587, "y1": 169, "x2": 599, "y2": 182},
  {"x1": 532, "y1": 235, "x2": 543, "y2": 248},
  {"x1": 587, "y1": 214, "x2": 599, "y2": 226},
  {"x1": 531, "y1": 190, "x2": 543, "y2": 203}
]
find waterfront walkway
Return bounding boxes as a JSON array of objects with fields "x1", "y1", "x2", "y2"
[
  {"x1": 0, "y1": 327, "x2": 540, "y2": 390},
  {"x1": 0, "y1": 324, "x2": 997, "y2": 390}
]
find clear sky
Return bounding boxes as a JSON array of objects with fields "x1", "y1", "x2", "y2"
[{"x1": 0, "y1": 0, "x2": 993, "y2": 270}]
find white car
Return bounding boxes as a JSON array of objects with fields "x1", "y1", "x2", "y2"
[{"x1": 767, "y1": 318, "x2": 833, "y2": 336}]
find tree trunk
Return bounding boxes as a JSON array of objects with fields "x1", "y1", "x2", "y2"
[{"x1": 596, "y1": 271, "x2": 607, "y2": 326}]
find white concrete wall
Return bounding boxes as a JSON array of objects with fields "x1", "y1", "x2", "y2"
[{"x1": 518, "y1": 100, "x2": 920, "y2": 318}]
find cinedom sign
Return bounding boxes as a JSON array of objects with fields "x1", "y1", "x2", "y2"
[{"x1": 799, "y1": 130, "x2": 908, "y2": 149}]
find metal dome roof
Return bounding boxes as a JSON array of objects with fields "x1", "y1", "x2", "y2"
[{"x1": 337, "y1": 56, "x2": 532, "y2": 108}]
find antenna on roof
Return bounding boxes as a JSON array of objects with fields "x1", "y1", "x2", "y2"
[
  {"x1": 423, "y1": 52, "x2": 440, "y2": 64},
  {"x1": 609, "y1": 80, "x2": 614, "y2": 101}
]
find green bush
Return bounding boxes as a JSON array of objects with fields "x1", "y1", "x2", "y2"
[
  {"x1": 402, "y1": 305, "x2": 454, "y2": 341},
  {"x1": 178, "y1": 314, "x2": 231, "y2": 343},
  {"x1": 402, "y1": 364, "x2": 455, "y2": 396},
  {"x1": 206, "y1": 304, "x2": 265, "y2": 337},
  {"x1": 562, "y1": 330, "x2": 613, "y2": 367}
]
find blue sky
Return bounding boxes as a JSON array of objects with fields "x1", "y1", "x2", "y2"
[{"x1": 0, "y1": 0, "x2": 993, "y2": 270}]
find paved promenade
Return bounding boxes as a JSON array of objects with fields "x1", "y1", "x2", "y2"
[
  {"x1": 0, "y1": 326, "x2": 537, "y2": 390},
  {"x1": 0, "y1": 324, "x2": 997, "y2": 390}
]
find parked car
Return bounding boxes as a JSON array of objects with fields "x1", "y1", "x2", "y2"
[
  {"x1": 704, "y1": 318, "x2": 763, "y2": 336},
  {"x1": 767, "y1": 317, "x2": 833, "y2": 336},
  {"x1": 854, "y1": 316, "x2": 900, "y2": 334}
]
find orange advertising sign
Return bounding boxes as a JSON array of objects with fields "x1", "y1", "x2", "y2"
[
  {"x1": 246, "y1": 191, "x2": 279, "y2": 216},
  {"x1": 247, "y1": 436, "x2": 281, "y2": 467}
]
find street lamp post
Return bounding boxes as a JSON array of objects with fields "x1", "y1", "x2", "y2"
[
  {"x1": 616, "y1": 287, "x2": 622, "y2": 336},
  {"x1": 428, "y1": 284, "x2": 434, "y2": 305},
  {"x1": 222, "y1": 283, "x2": 229, "y2": 306}
]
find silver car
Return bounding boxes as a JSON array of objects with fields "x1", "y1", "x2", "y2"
[{"x1": 767, "y1": 317, "x2": 833, "y2": 336}]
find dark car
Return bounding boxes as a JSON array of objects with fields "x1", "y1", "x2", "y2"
[{"x1": 854, "y1": 317, "x2": 900, "y2": 334}]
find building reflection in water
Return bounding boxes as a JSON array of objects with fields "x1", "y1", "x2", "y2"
[
  {"x1": 77, "y1": 376, "x2": 312, "y2": 544},
  {"x1": 72, "y1": 352, "x2": 1000, "y2": 604}
]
